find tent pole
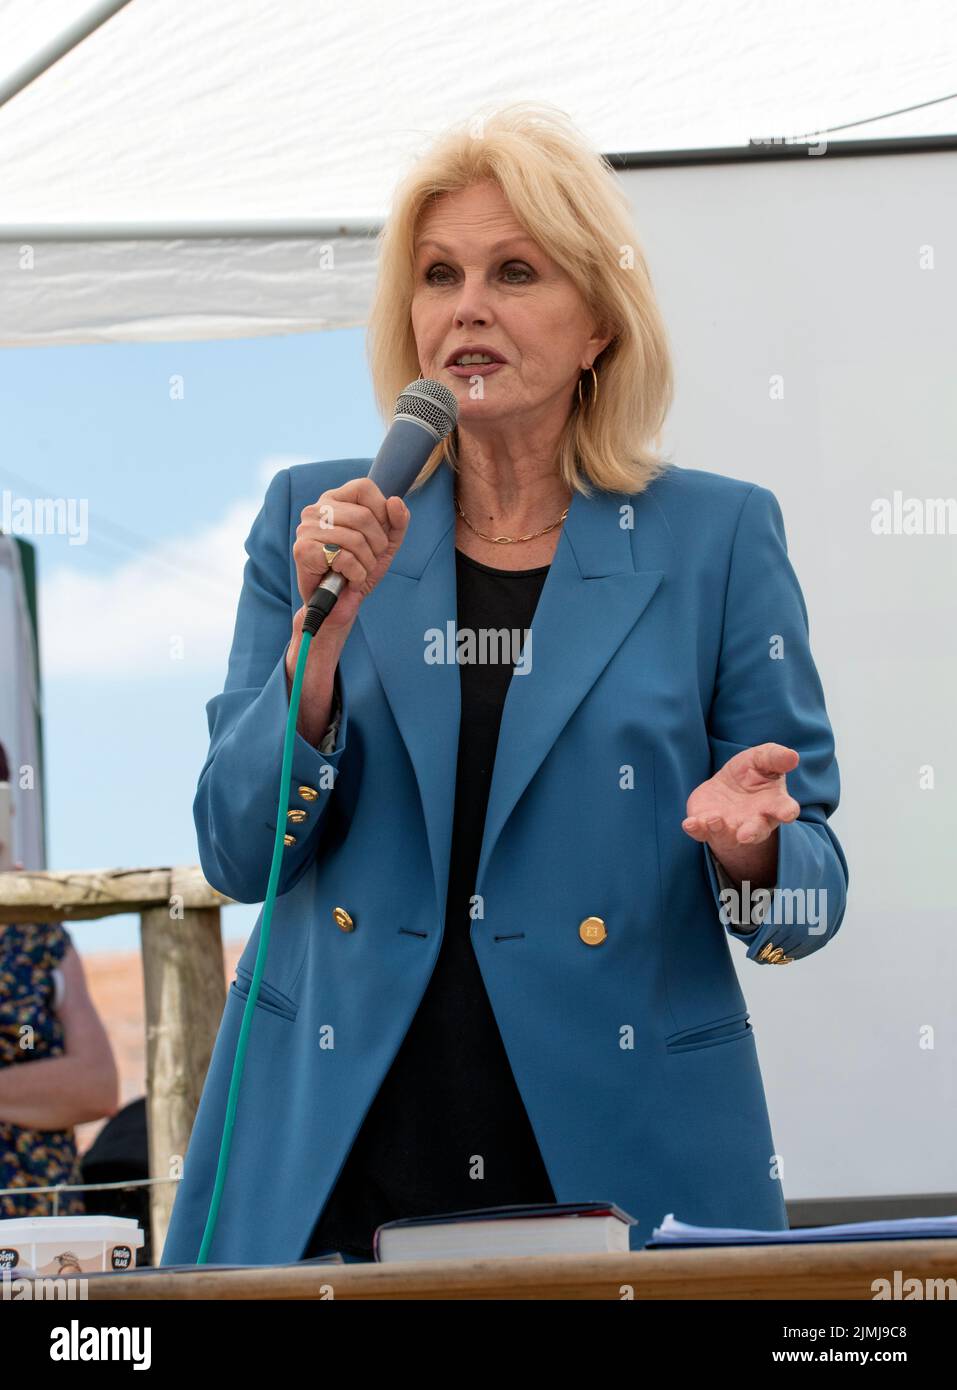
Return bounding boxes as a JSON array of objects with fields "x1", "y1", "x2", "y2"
[
  {"x1": 0, "y1": 218, "x2": 382, "y2": 242},
  {"x1": 0, "y1": 0, "x2": 136, "y2": 111}
]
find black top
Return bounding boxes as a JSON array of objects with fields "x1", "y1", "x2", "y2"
[{"x1": 303, "y1": 547, "x2": 556, "y2": 1260}]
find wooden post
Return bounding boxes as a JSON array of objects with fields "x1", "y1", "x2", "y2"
[
  {"x1": 140, "y1": 901, "x2": 225, "y2": 1260},
  {"x1": 0, "y1": 865, "x2": 234, "y2": 1262}
]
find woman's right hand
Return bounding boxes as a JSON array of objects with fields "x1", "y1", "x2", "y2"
[{"x1": 290, "y1": 476, "x2": 411, "y2": 653}]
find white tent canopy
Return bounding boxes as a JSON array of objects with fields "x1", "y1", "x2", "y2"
[{"x1": 1, "y1": 0, "x2": 955, "y2": 345}]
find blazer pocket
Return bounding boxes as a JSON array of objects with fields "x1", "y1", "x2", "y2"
[
  {"x1": 665, "y1": 1010, "x2": 753, "y2": 1054},
  {"x1": 229, "y1": 967, "x2": 299, "y2": 1022}
]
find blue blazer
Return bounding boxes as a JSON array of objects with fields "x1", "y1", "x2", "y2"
[{"x1": 162, "y1": 457, "x2": 848, "y2": 1264}]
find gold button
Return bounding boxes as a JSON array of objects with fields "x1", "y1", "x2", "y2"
[
  {"x1": 333, "y1": 906, "x2": 354, "y2": 932},
  {"x1": 299, "y1": 785, "x2": 319, "y2": 802},
  {"x1": 283, "y1": 833, "x2": 296, "y2": 847},
  {"x1": 579, "y1": 916, "x2": 607, "y2": 946},
  {"x1": 758, "y1": 942, "x2": 794, "y2": 964},
  {"x1": 287, "y1": 808, "x2": 307, "y2": 824}
]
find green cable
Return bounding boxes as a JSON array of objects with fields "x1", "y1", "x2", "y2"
[{"x1": 196, "y1": 628, "x2": 315, "y2": 1264}]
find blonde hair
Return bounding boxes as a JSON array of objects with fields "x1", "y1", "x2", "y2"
[{"x1": 365, "y1": 100, "x2": 675, "y2": 498}]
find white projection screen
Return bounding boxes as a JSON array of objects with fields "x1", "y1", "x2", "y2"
[{"x1": 612, "y1": 137, "x2": 957, "y2": 1220}]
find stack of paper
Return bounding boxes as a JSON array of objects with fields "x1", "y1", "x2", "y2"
[{"x1": 646, "y1": 1212, "x2": 957, "y2": 1246}]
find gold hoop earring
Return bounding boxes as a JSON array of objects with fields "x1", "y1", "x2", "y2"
[{"x1": 577, "y1": 366, "x2": 599, "y2": 407}]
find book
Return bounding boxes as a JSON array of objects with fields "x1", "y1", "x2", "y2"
[
  {"x1": 645, "y1": 1212, "x2": 957, "y2": 1247},
  {"x1": 373, "y1": 1201, "x2": 637, "y2": 1263}
]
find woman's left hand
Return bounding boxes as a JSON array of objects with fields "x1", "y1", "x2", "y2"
[{"x1": 682, "y1": 742, "x2": 802, "y2": 867}]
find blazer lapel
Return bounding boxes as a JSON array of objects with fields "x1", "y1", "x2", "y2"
[
  {"x1": 357, "y1": 459, "x2": 664, "y2": 920},
  {"x1": 356, "y1": 461, "x2": 461, "y2": 923}
]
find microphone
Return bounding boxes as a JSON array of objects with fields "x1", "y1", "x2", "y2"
[{"x1": 302, "y1": 378, "x2": 458, "y2": 636}]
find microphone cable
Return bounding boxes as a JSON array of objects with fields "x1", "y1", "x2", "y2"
[{"x1": 196, "y1": 624, "x2": 322, "y2": 1265}]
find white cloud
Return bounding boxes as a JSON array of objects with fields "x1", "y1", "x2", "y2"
[{"x1": 38, "y1": 457, "x2": 311, "y2": 679}]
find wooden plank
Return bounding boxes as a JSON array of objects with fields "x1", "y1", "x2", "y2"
[
  {"x1": 56, "y1": 1238, "x2": 957, "y2": 1300},
  {"x1": 0, "y1": 866, "x2": 232, "y2": 922}
]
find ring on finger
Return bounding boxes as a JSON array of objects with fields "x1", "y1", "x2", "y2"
[{"x1": 322, "y1": 543, "x2": 341, "y2": 569}]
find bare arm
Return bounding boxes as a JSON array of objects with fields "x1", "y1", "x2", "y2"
[
  {"x1": 285, "y1": 609, "x2": 348, "y2": 748},
  {"x1": 711, "y1": 826, "x2": 779, "y2": 891},
  {"x1": 0, "y1": 943, "x2": 120, "y2": 1130}
]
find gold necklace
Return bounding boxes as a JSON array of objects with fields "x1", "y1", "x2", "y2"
[{"x1": 454, "y1": 493, "x2": 570, "y2": 544}]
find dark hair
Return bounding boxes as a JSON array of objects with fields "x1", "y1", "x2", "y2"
[{"x1": 0, "y1": 741, "x2": 10, "y2": 783}]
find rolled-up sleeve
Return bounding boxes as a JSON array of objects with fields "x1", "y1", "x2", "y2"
[{"x1": 703, "y1": 485, "x2": 849, "y2": 963}]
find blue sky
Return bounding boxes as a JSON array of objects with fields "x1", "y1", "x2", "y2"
[{"x1": 2, "y1": 327, "x2": 385, "y2": 953}]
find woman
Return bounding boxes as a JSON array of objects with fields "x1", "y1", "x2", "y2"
[
  {"x1": 162, "y1": 103, "x2": 848, "y2": 1265},
  {"x1": 0, "y1": 744, "x2": 120, "y2": 1215}
]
